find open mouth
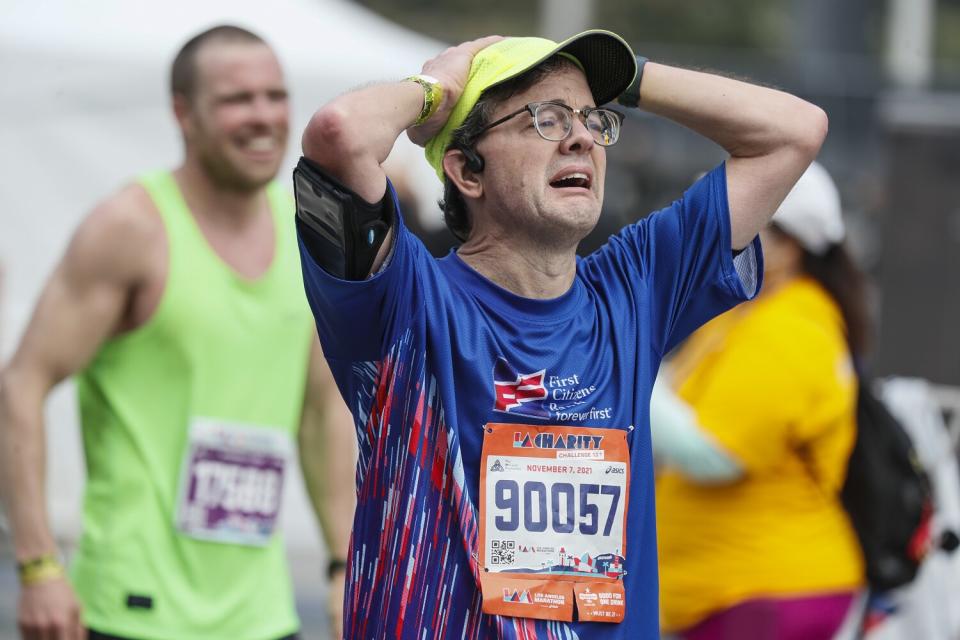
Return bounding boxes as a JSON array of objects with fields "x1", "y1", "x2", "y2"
[{"x1": 549, "y1": 171, "x2": 592, "y2": 190}]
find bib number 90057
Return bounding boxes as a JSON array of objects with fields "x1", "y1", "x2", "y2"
[
  {"x1": 493, "y1": 480, "x2": 622, "y2": 537},
  {"x1": 479, "y1": 425, "x2": 629, "y2": 622}
]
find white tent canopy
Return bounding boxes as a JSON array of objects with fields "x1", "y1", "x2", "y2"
[{"x1": 0, "y1": 0, "x2": 445, "y2": 550}]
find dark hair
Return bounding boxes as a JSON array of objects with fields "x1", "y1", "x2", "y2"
[
  {"x1": 170, "y1": 25, "x2": 267, "y2": 101},
  {"x1": 802, "y1": 243, "x2": 872, "y2": 360},
  {"x1": 438, "y1": 55, "x2": 578, "y2": 242}
]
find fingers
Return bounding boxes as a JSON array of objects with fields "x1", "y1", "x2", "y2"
[
  {"x1": 17, "y1": 579, "x2": 83, "y2": 640},
  {"x1": 18, "y1": 617, "x2": 63, "y2": 640},
  {"x1": 461, "y1": 35, "x2": 504, "y2": 55},
  {"x1": 18, "y1": 612, "x2": 81, "y2": 640},
  {"x1": 18, "y1": 608, "x2": 56, "y2": 640},
  {"x1": 434, "y1": 35, "x2": 501, "y2": 61},
  {"x1": 445, "y1": 35, "x2": 504, "y2": 66},
  {"x1": 414, "y1": 35, "x2": 505, "y2": 140},
  {"x1": 424, "y1": 35, "x2": 503, "y2": 77},
  {"x1": 68, "y1": 604, "x2": 84, "y2": 640}
]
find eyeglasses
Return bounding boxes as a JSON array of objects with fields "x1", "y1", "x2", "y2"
[{"x1": 476, "y1": 101, "x2": 625, "y2": 147}]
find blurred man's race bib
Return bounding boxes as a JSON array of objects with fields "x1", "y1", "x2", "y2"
[
  {"x1": 175, "y1": 417, "x2": 292, "y2": 546},
  {"x1": 478, "y1": 423, "x2": 629, "y2": 623}
]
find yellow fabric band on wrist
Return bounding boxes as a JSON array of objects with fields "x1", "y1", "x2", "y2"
[
  {"x1": 405, "y1": 74, "x2": 442, "y2": 127},
  {"x1": 17, "y1": 554, "x2": 65, "y2": 586}
]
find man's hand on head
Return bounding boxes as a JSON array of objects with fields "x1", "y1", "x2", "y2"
[{"x1": 407, "y1": 35, "x2": 503, "y2": 147}]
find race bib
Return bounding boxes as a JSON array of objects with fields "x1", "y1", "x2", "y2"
[
  {"x1": 478, "y1": 423, "x2": 629, "y2": 623},
  {"x1": 175, "y1": 417, "x2": 292, "y2": 546}
]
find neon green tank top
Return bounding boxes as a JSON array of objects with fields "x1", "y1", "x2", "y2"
[{"x1": 73, "y1": 171, "x2": 313, "y2": 640}]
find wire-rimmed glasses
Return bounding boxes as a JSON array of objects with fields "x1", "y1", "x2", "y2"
[{"x1": 476, "y1": 101, "x2": 625, "y2": 146}]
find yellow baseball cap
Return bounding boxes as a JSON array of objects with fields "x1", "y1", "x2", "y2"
[{"x1": 424, "y1": 30, "x2": 637, "y2": 181}]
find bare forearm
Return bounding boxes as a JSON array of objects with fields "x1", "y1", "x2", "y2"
[
  {"x1": 300, "y1": 467, "x2": 355, "y2": 559},
  {"x1": 299, "y1": 405, "x2": 356, "y2": 559},
  {"x1": 637, "y1": 62, "x2": 827, "y2": 249},
  {"x1": 0, "y1": 370, "x2": 57, "y2": 561},
  {"x1": 300, "y1": 37, "x2": 503, "y2": 203},
  {"x1": 301, "y1": 82, "x2": 424, "y2": 202},
  {"x1": 4, "y1": 370, "x2": 83, "y2": 638},
  {"x1": 638, "y1": 62, "x2": 825, "y2": 160}
]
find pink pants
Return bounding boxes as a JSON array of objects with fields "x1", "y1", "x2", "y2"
[{"x1": 680, "y1": 592, "x2": 857, "y2": 640}]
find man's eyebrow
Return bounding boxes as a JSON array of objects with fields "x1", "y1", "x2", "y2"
[
  {"x1": 542, "y1": 98, "x2": 596, "y2": 109},
  {"x1": 216, "y1": 89, "x2": 253, "y2": 100}
]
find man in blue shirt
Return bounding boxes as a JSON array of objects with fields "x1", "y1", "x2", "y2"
[{"x1": 293, "y1": 31, "x2": 826, "y2": 639}]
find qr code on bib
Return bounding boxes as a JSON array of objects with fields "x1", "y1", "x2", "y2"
[{"x1": 490, "y1": 539, "x2": 515, "y2": 565}]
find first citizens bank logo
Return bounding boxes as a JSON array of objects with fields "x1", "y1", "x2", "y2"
[{"x1": 492, "y1": 357, "x2": 612, "y2": 422}]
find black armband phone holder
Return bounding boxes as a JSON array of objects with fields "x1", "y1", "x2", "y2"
[{"x1": 293, "y1": 157, "x2": 394, "y2": 281}]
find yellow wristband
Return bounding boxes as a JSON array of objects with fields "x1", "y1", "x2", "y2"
[
  {"x1": 405, "y1": 74, "x2": 442, "y2": 127},
  {"x1": 17, "y1": 554, "x2": 65, "y2": 586}
]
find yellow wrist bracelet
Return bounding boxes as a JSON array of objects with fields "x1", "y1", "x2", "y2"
[
  {"x1": 405, "y1": 74, "x2": 443, "y2": 127},
  {"x1": 17, "y1": 554, "x2": 65, "y2": 586}
]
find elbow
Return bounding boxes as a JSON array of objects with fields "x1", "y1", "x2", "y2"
[
  {"x1": 0, "y1": 368, "x2": 23, "y2": 432},
  {"x1": 0, "y1": 367, "x2": 17, "y2": 409},
  {"x1": 794, "y1": 102, "x2": 829, "y2": 162},
  {"x1": 302, "y1": 105, "x2": 360, "y2": 171},
  {"x1": 0, "y1": 364, "x2": 50, "y2": 430}
]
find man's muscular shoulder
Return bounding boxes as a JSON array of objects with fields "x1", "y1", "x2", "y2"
[
  {"x1": 66, "y1": 182, "x2": 167, "y2": 332},
  {"x1": 71, "y1": 183, "x2": 164, "y2": 283}
]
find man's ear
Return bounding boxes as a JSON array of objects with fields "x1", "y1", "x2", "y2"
[
  {"x1": 442, "y1": 149, "x2": 483, "y2": 200},
  {"x1": 172, "y1": 94, "x2": 194, "y2": 138}
]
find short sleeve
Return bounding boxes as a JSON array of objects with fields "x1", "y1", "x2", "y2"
[
  {"x1": 297, "y1": 180, "x2": 431, "y2": 362},
  {"x1": 585, "y1": 163, "x2": 762, "y2": 357}
]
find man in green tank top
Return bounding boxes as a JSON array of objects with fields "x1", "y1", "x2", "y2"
[{"x1": 0, "y1": 26, "x2": 354, "y2": 640}]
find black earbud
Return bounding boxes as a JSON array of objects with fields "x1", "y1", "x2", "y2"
[{"x1": 460, "y1": 146, "x2": 485, "y2": 173}]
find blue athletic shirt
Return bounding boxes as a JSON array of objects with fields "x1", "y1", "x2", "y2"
[{"x1": 298, "y1": 162, "x2": 761, "y2": 639}]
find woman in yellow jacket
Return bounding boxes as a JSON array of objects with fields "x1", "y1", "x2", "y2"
[{"x1": 653, "y1": 162, "x2": 868, "y2": 640}]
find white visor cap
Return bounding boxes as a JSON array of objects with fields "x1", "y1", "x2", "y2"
[{"x1": 771, "y1": 161, "x2": 845, "y2": 255}]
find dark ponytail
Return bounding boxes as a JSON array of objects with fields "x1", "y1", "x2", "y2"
[{"x1": 801, "y1": 244, "x2": 871, "y2": 360}]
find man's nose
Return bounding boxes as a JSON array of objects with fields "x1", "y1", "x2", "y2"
[
  {"x1": 561, "y1": 116, "x2": 595, "y2": 153},
  {"x1": 250, "y1": 94, "x2": 287, "y2": 124}
]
